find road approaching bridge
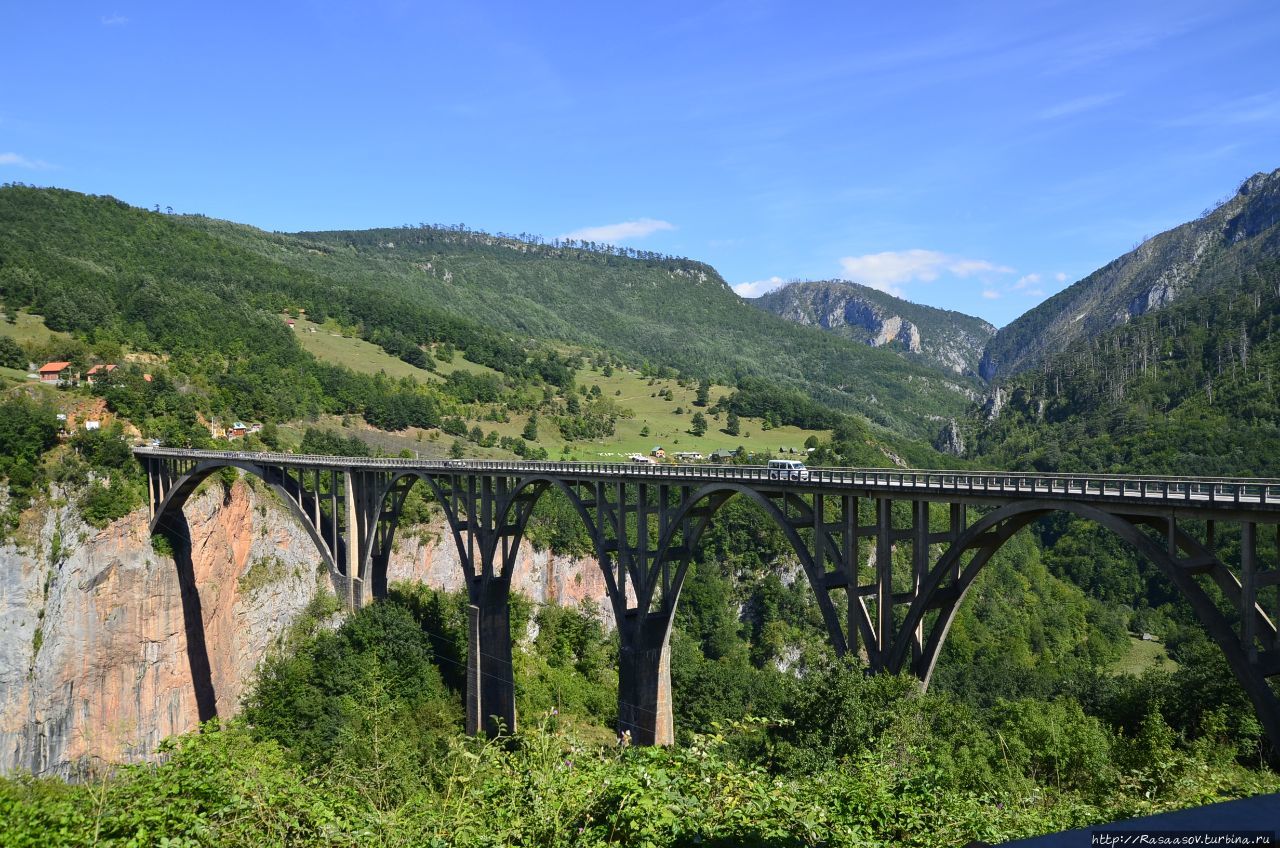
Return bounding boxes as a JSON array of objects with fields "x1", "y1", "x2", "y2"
[{"x1": 135, "y1": 447, "x2": 1280, "y2": 753}]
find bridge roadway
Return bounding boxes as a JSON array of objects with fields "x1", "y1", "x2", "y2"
[
  {"x1": 137, "y1": 447, "x2": 1280, "y2": 510},
  {"x1": 134, "y1": 447, "x2": 1280, "y2": 755}
]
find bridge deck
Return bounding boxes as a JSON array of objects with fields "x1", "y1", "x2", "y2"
[{"x1": 134, "y1": 447, "x2": 1280, "y2": 513}]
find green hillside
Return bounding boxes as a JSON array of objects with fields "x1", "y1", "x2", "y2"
[
  {"x1": 969, "y1": 251, "x2": 1280, "y2": 478},
  {"x1": 0, "y1": 185, "x2": 937, "y2": 471},
  {"x1": 0, "y1": 185, "x2": 972, "y2": 450},
  {"x1": 184, "y1": 217, "x2": 973, "y2": 440}
]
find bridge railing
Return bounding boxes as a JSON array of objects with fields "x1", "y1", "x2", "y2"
[{"x1": 132, "y1": 447, "x2": 1280, "y2": 506}]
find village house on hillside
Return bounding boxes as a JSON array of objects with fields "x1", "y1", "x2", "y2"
[
  {"x1": 210, "y1": 419, "x2": 253, "y2": 439},
  {"x1": 85, "y1": 364, "x2": 117, "y2": 385},
  {"x1": 36, "y1": 362, "x2": 75, "y2": 386}
]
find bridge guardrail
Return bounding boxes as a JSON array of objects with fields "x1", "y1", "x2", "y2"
[{"x1": 133, "y1": 447, "x2": 1280, "y2": 507}]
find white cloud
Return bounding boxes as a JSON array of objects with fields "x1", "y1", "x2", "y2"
[
  {"x1": 560, "y1": 218, "x2": 674, "y2": 243},
  {"x1": 732, "y1": 276, "x2": 786, "y2": 299},
  {"x1": 982, "y1": 289, "x2": 1000, "y2": 300},
  {"x1": 0, "y1": 152, "x2": 51, "y2": 169},
  {"x1": 101, "y1": 14, "x2": 128, "y2": 25},
  {"x1": 1012, "y1": 273, "x2": 1041, "y2": 290},
  {"x1": 837, "y1": 249, "x2": 1014, "y2": 297},
  {"x1": 1036, "y1": 92, "x2": 1121, "y2": 121},
  {"x1": 1055, "y1": 272, "x2": 1068, "y2": 283}
]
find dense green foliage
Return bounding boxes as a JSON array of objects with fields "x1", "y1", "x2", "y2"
[
  {"x1": 241, "y1": 596, "x2": 460, "y2": 773},
  {"x1": 0, "y1": 394, "x2": 58, "y2": 528},
  {"x1": 0, "y1": 335, "x2": 25, "y2": 369},
  {"x1": 63, "y1": 422, "x2": 145, "y2": 528},
  {"x1": 3, "y1": 583, "x2": 1275, "y2": 847},
  {"x1": 0, "y1": 394, "x2": 142, "y2": 533}
]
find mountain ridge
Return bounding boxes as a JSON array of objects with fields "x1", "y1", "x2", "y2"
[
  {"x1": 979, "y1": 167, "x2": 1280, "y2": 382},
  {"x1": 750, "y1": 279, "x2": 995, "y2": 378}
]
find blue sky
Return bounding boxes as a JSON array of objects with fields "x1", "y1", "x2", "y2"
[{"x1": 2, "y1": 1, "x2": 1278, "y2": 326}]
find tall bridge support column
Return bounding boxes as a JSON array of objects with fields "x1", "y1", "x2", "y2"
[
  {"x1": 466, "y1": 576, "x2": 516, "y2": 738},
  {"x1": 419, "y1": 472, "x2": 544, "y2": 739},
  {"x1": 585, "y1": 480, "x2": 710, "y2": 746},
  {"x1": 617, "y1": 612, "x2": 674, "y2": 745}
]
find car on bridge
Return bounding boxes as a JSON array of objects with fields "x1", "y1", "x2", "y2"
[{"x1": 768, "y1": 459, "x2": 809, "y2": 481}]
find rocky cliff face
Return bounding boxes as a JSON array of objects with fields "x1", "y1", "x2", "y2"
[
  {"x1": 0, "y1": 478, "x2": 609, "y2": 777},
  {"x1": 980, "y1": 167, "x2": 1280, "y2": 381},
  {"x1": 750, "y1": 280, "x2": 994, "y2": 378},
  {"x1": 933, "y1": 419, "x2": 966, "y2": 457}
]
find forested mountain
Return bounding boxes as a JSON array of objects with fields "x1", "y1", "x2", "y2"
[
  {"x1": 969, "y1": 248, "x2": 1280, "y2": 476},
  {"x1": 0, "y1": 185, "x2": 969, "y2": 445},
  {"x1": 967, "y1": 168, "x2": 1280, "y2": 478},
  {"x1": 231, "y1": 221, "x2": 974, "y2": 438},
  {"x1": 751, "y1": 279, "x2": 995, "y2": 377},
  {"x1": 980, "y1": 167, "x2": 1280, "y2": 381}
]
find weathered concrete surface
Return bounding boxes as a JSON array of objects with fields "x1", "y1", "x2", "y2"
[{"x1": 0, "y1": 479, "x2": 610, "y2": 776}]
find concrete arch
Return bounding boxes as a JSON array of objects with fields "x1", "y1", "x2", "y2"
[
  {"x1": 646, "y1": 482, "x2": 849, "y2": 655},
  {"x1": 150, "y1": 459, "x2": 339, "y2": 576},
  {"x1": 500, "y1": 475, "x2": 602, "y2": 580},
  {"x1": 356, "y1": 472, "x2": 603, "y2": 593},
  {"x1": 892, "y1": 499, "x2": 1280, "y2": 752},
  {"x1": 357, "y1": 471, "x2": 465, "y2": 593}
]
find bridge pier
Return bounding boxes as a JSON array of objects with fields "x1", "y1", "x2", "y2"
[
  {"x1": 617, "y1": 612, "x2": 674, "y2": 745},
  {"x1": 466, "y1": 577, "x2": 517, "y2": 737},
  {"x1": 415, "y1": 472, "x2": 539, "y2": 739}
]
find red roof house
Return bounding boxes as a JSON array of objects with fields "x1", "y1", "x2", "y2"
[
  {"x1": 38, "y1": 362, "x2": 73, "y2": 384},
  {"x1": 85, "y1": 364, "x2": 117, "y2": 385}
]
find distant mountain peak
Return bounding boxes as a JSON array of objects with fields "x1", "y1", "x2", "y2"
[
  {"x1": 750, "y1": 279, "x2": 994, "y2": 378},
  {"x1": 1240, "y1": 168, "x2": 1280, "y2": 197}
]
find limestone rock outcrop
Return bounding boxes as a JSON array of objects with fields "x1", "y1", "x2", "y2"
[
  {"x1": 750, "y1": 279, "x2": 994, "y2": 378},
  {"x1": 0, "y1": 478, "x2": 608, "y2": 777},
  {"x1": 933, "y1": 418, "x2": 966, "y2": 457}
]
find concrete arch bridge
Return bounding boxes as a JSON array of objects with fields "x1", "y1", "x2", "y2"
[{"x1": 135, "y1": 447, "x2": 1280, "y2": 749}]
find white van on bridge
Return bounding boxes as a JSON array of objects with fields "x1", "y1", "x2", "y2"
[{"x1": 767, "y1": 459, "x2": 809, "y2": 481}]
